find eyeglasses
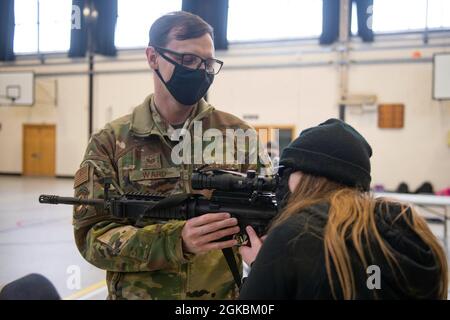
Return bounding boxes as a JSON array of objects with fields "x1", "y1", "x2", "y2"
[{"x1": 152, "y1": 46, "x2": 224, "y2": 75}]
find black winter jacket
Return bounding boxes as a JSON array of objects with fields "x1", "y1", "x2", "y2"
[{"x1": 239, "y1": 202, "x2": 444, "y2": 300}]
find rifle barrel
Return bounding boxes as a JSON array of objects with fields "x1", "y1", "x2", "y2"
[{"x1": 39, "y1": 195, "x2": 104, "y2": 206}]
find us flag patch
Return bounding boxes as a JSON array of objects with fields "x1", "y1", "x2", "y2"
[{"x1": 74, "y1": 166, "x2": 89, "y2": 188}]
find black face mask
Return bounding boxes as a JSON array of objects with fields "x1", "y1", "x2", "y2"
[
  {"x1": 275, "y1": 167, "x2": 293, "y2": 212},
  {"x1": 155, "y1": 53, "x2": 214, "y2": 106}
]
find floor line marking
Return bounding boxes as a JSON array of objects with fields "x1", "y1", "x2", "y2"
[{"x1": 63, "y1": 280, "x2": 107, "y2": 300}]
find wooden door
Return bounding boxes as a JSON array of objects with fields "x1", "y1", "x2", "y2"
[
  {"x1": 253, "y1": 125, "x2": 296, "y2": 154},
  {"x1": 23, "y1": 124, "x2": 56, "y2": 176}
]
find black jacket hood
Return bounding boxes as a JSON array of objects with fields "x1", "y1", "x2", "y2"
[{"x1": 369, "y1": 201, "x2": 444, "y2": 299}]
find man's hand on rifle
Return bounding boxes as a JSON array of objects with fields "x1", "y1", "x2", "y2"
[{"x1": 181, "y1": 212, "x2": 240, "y2": 255}]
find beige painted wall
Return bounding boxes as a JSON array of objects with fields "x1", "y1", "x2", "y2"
[{"x1": 0, "y1": 34, "x2": 449, "y2": 191}]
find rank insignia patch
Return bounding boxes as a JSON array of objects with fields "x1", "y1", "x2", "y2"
[{"x1": 142, "y1": 153, "x2": 162, "y2": 169}]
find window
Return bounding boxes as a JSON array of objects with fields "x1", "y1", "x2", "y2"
[
  {"x1": 14, "y1": 0, "x2": 72, "y2": 54},
  {"x1": 14, "y1": 0, "x2": 38, "y2": 53},
  {"x1": 227, "y1": 0, "x2": 322, "y2": 42},
  {"x1": 372, "y1": 0, "x2": 427, "y2": 32},
  {"x1": 115, "y1": 0, "x2": 182, "y2": 49},
  {"x1": 372, "y1": 0, "x2": 450, "y2": 33},
  {"x1": 38, "y1": 0, "x2": 72, "y2": 52},
  {"x1": 351, "y1": 1, "x2": 358, "y2": 35},
  {"x1": 427, "y1": 0, "x2": 450, "y2": 29}
]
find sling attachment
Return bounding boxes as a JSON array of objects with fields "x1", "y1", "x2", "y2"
[{"x1": 222, "y1": 247, "x2": 242, "y2": 289}]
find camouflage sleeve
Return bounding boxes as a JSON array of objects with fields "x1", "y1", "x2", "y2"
[{"x1": 73, "y1": 125, "x2": 190, "y2": 272}]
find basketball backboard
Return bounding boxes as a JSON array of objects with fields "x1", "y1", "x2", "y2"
[{"x1": 0, "y1": 71, "x2": 34, "y2": 106}]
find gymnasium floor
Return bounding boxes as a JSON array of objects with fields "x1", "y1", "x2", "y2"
[
  {"x1": 0, "y1": 176, "x2": 449, "y2": 300},
  {"x1": 0, "y1": 176, "x2": 105, "y2": 300}
]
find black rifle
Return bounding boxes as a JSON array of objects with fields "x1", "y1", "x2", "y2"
[{"x1": 39, "y1": 168, "x2": 279, "y2": 288}]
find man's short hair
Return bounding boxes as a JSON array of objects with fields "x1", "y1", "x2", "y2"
[{"x1": 148, "y1": 11, "x2": 214, "y2": 47}]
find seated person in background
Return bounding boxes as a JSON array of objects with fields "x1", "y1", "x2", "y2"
[{"x1": 239, "y1": 119, "x2": 448, "y2": 300}]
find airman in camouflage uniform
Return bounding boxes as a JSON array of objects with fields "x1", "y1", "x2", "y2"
[
  {"x1": 72, "y1": 11, "x2": 271, "y2": 300},
  {"x1": 73, "y1": 92, "x2": 269, "y2": 299}
]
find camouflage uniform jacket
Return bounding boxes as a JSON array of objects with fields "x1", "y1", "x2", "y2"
[{"x1": 73, "y1": 94, "x2": 264, "y2": 300}]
